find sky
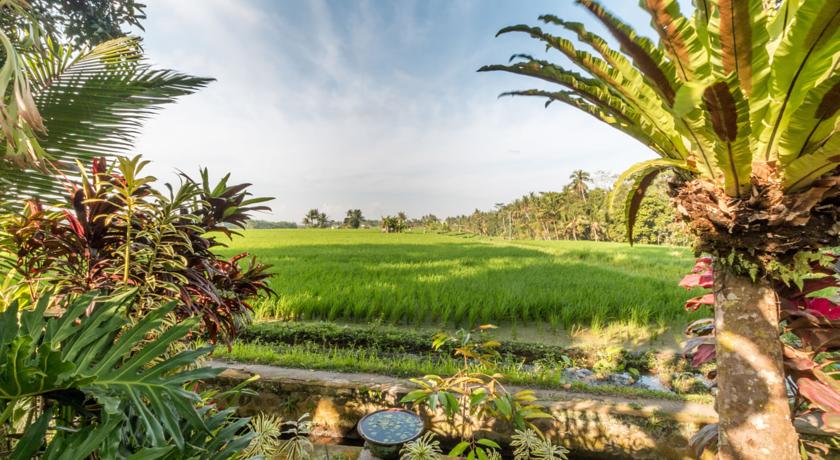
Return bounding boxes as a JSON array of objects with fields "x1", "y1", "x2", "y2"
[{"x1": 134, "y1": 0, "x2": 671, "y2": 223}]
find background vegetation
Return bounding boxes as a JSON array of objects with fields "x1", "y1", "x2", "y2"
[{"x1": 442, "y1": 172, "x2": 689, "y2": 245}]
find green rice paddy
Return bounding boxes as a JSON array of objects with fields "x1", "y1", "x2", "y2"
[{"x1": 217, "y1": 229, "x2": 700, "y2": 327}]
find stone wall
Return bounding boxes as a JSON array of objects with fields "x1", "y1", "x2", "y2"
[{"x1": 210, "y1": 361, "x2": 721, "y2": 459}]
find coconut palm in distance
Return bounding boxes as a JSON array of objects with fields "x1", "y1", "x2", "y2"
[
  {"x1": 480, "y1": 0, "x2": 839, "y2": 458},
  {"x1": 303, "y1": 208, "x2": 328, "y2": 228},
  {"x1": 569, "y1": 169, "x2": 591, "y2": 201},
  {"x1": 345, "y1": 209, "x2": 365, "y2": 228}
]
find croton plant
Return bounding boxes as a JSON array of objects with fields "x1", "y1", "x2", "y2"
[
  {"x1": 0, "y1": 156, "x2": 274, "y2": 343},
  {"x1": 682, "y1": 254, "x2": 840, "y2": 455}
]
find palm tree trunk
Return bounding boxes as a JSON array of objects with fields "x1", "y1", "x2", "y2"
[{"x1": 714, "y1": 266, "x2": 799, "y2": 460}]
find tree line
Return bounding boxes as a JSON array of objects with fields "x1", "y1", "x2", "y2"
[
  {"x1": 442, "y1": 170, "x2": 690, "y2": 245},
  {"x1": 270, "y1": 169, "x2": 689, "y2": 245}
]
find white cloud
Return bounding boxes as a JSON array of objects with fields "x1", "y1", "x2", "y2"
[{"x1": 134, "y1": 0, "x2": 655, "y2": 223}]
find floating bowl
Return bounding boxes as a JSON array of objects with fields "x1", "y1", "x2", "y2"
[{"x1": 357, "y1": 409, "x2": 424, "y2": 459}]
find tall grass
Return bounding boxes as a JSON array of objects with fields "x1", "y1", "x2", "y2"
[{"x1": 217, "y1": 229, "x2": 701, "y2": 327}]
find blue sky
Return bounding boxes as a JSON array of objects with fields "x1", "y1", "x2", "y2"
[{"x1": 134, "y1": 1, "x2": 677, "y2": 222}]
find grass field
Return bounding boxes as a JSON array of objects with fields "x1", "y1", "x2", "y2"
[{"x1": 217, "y1": 229, "x2": 700, "y2": 328}]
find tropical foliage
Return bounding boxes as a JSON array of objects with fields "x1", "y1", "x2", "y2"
[
  {"x1": 481, "y1": 0, "x2": 839, "y2": 267},
  {"x1": 401, "y1": 326, "x2": 557, "y2": 460},
  {"x1": 381, "y1": 212, "x2": 409, "y2": 233},
  {"x1": 0, "y1": 291, "x2": 254, "y2": 458},
  {"x1": 400, "y1": 432, "x2": 443, "y2": 460},
  {"x1": 344, "y1": 209, "x2": 364, "y2": 229},
  {"x1": 242, "y1": 413, "x2": 313, "y2": 459},
  {"x1": 445, "y1": 172, "x2": 689, "y2": 245},
  {"x1": 303, "y1": 209, "x2": 329, "y2": 228},
  {"x1": 483, "y1": 0, "x2": 839, "y2": 455},
  {"x1": 510, "y1": 428, "x2": 569, "y2": 460},
  {"x1": 0, "y1": 3, "x2": 274, "y2": 457},
  {"x1": 0, "y1": 2, "x2": 211, "y2": 207},
  {"x1": 0, "y1": 0, "x2": 146, "y2": 47},
  {"x1": 0, "y1": 156, "x2": 274, "y2": 343}
]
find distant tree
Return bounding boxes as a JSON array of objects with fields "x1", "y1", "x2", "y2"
[
  {"x1": 381, "y1": 214, "x2": 408, "y2": 233},
  {"x1": 245, "y1": 219, "x2": 298, "y2": 229},
  {"x1": 303, "y1": 209, "x2": 328, "y2": 228},
  {"x1": 444, "y1": 171, "x2": 687, "y2": 244},
  {"x1": 344, "y1": 209, "x2": 364, "y2": 229},
  {"x1": 568, "y1": 170, "x2": 591, "y2": 202},
  {"x1": 419, "y1": 214, "x2": 441, "y2": 232}
]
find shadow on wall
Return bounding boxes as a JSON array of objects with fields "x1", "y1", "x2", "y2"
[{"x1": 215, "y1": 372, "x2": 714, "y2": 460}]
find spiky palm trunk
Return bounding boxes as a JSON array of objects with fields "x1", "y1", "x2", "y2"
[{"x1": 714, "y1": 266, "x2": 799, "y2": 460}]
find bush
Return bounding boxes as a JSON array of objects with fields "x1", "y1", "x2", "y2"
[{"x1": 0, "y1": 156, "x2": 274, "y2": 342}]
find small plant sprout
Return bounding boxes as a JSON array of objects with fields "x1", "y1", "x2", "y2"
[
  {"x1": 400, "y1": 432, "x2": 442, "y2": 460},
  {"x1": 278, "y1": 413, "x2": 314, "y2": 460},
  {"x1": 243, "y1": 413, "x2": 284, "y2": 457},
  {"x1": 511, "y1": 429, "x2": 569, "y2": 460}
]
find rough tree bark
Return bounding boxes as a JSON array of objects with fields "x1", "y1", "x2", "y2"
[{"x1": 714, "y1": 265, "x2": 799, "y2": 459}]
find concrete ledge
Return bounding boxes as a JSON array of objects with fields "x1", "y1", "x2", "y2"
[{"x1": 209, "y1": 360, "x2": 720, "y2": 459}]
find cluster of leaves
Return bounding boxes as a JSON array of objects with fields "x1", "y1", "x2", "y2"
[
  {"x1": 400, "y1": 432, "x2": 443, "y2": 460},
  {"x1": 510, "y1": 428, "x2": 569, "y2": 460},
  {"x1": 402, "y1": 325, "x2": 557, "y2": 460},
  {"x1": 0, "y1": 156, "x2": 274, "y2": 343},
  {"x1": 431, "y1": 325, "x2": 502, "y2": 367},
  {"x1": 680, "y1": 254, "x2": 840, "y2": 455},
  {"x1": 0, "y1": 3, "x2": 269, "y2": 458},
  {"x1": 344, "y1": 209, "x2": 365, "y2": 229},
  {"x1": 302, "y1": 209, "x2": 328, "y2": 228},
  {"x1": 0, "y1": 5, "x2": 212, "y2": 205},
  {"x1": 0, "y1": 290, "x2": 254, "y2": 458},
  {"x1": 242, "y1": 413, "x2": 313, "y2": 459}
]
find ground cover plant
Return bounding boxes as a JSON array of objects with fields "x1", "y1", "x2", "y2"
[{"x1": 218, "y1": 229, "x2": 700, "y2": 327}]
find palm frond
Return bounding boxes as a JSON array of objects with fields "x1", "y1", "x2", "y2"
[
  {"x1": 759, "y1": 0, "x2": 840, "y2": 161},
  {"x1": 639, "y1": 0, "x2": 711, "y2": 83},
  {"x1": 0, "y1": 291, "x2": 225, "y2": 453},
  {"x1": 1, "y1": 36, "x2": 212, "y2": 204},
  {"x1": 485, "y1": 0, "x2": 840, "y2": 241},
  {"x1": 702, "y1": 77, "x2": 753, "y2": 196}
]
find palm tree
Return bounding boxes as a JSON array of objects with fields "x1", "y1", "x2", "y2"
[
  {"x1": 303, "y1": 208, "x2": 328, "y2": 228},
  {"x1": 481, "y1": 0, "x2": 839, "y2": 457},
  {"x1": 0, "y1": 6, "x2": 212, "y2": 204},
  {"x1": 380, "y1": 214, "x2": 407, "y2": 233},
  {"x1": 344, "y1": 209, "x2": 364, "y2": 228},
  {"x1": 568, "y1": 169, "x2": 591, "y2": 201}
]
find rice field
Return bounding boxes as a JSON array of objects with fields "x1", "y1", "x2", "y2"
[{"x1": 217, "y1": 229, "x2": 701, "y2": 327}]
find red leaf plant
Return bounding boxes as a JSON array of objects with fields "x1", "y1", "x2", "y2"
[
  {"x1": 680, "y1": 254, "x2": 840, "y2": 453},
  {"x1": 0, "y1": 158, "x2": 274, "y2": 344}
]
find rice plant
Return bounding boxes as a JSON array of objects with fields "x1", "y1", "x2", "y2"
[{"x1": 217, "y1": 229, "x2": 701, "y2": 327}]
